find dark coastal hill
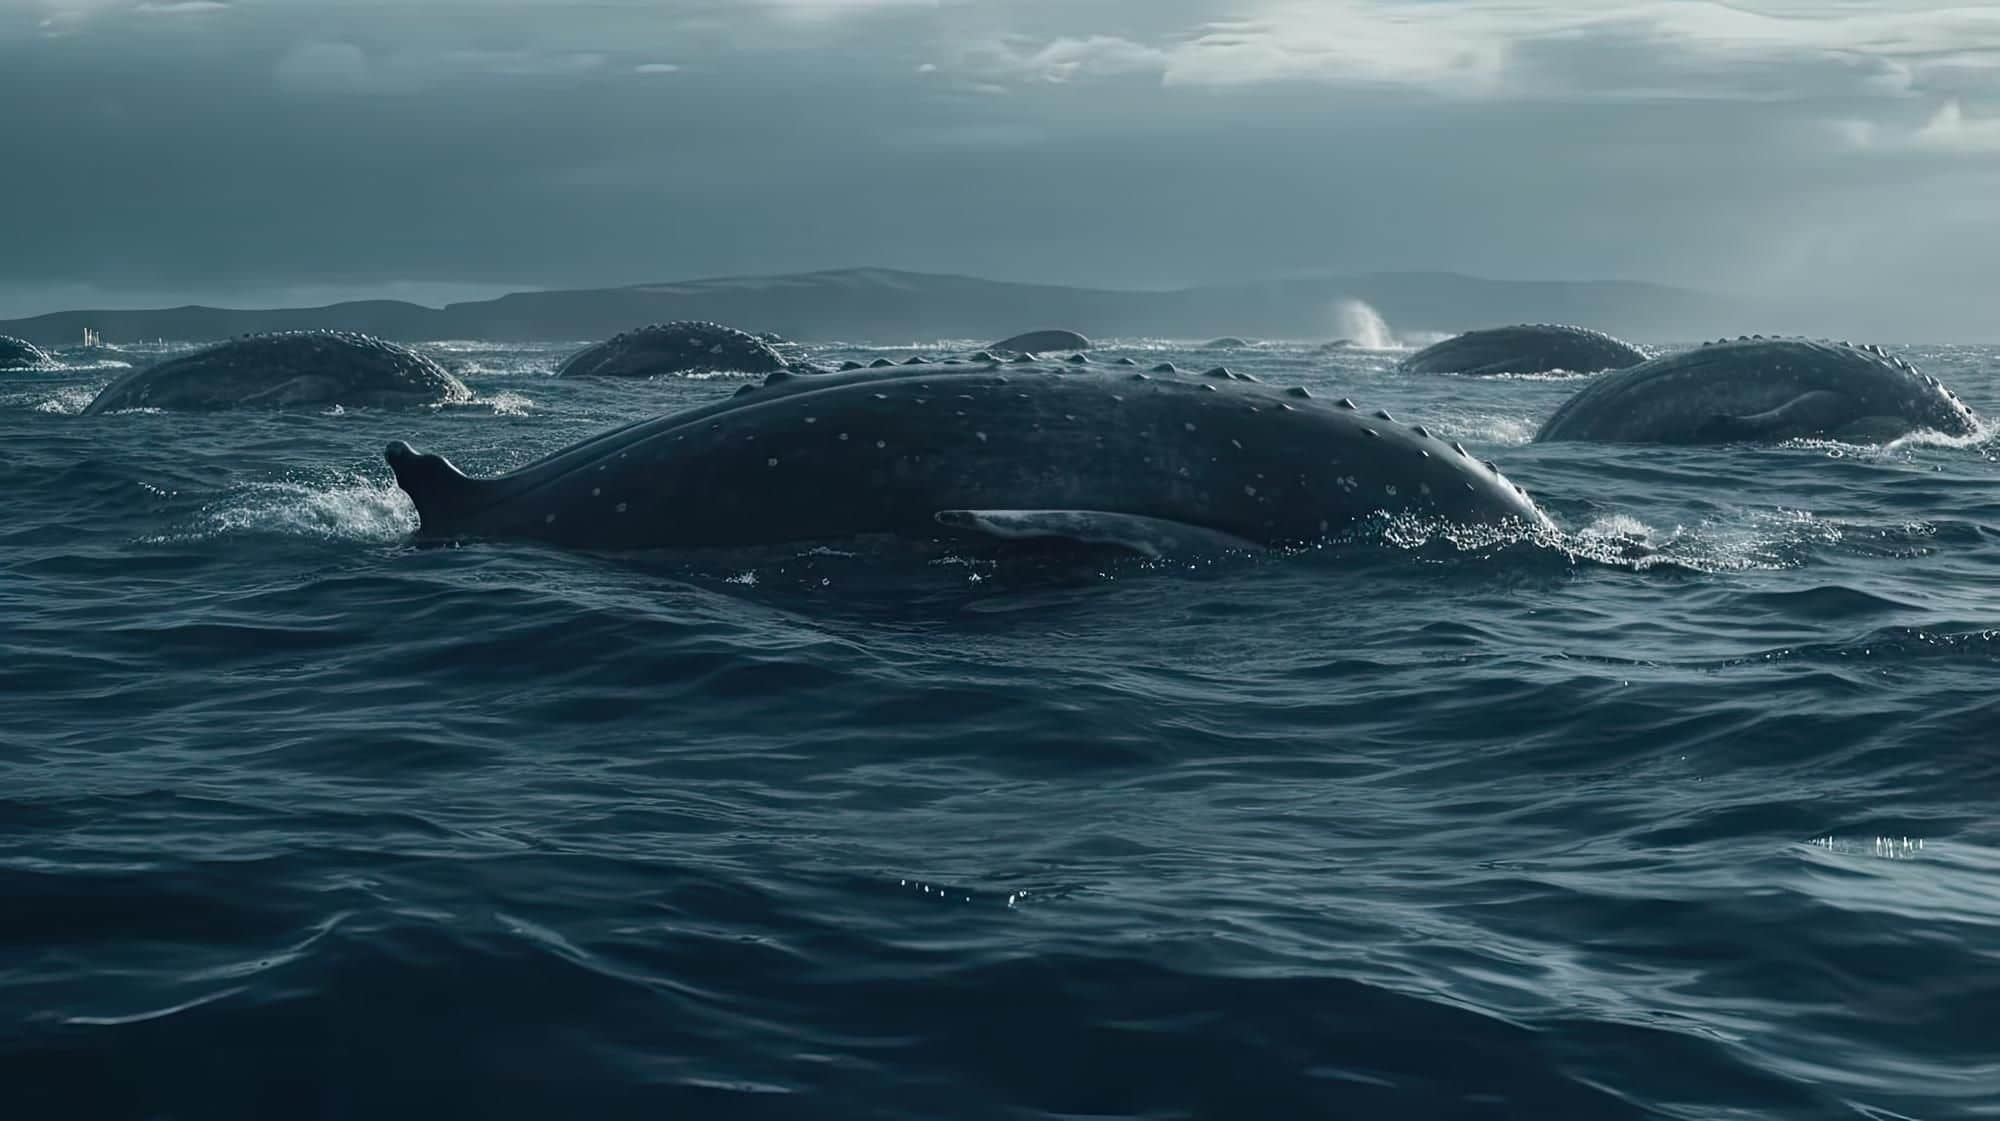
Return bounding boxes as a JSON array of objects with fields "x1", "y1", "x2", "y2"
[{"x1": 0, "y1": 268, "x2": 1738, "y2": 347}]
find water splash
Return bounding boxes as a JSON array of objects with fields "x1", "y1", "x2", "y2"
[
  {"x1": 145, "y1": 474, "x2": 416, "y2": 544},
  {"x1": 476, "y1": 391, "x2": 535, "y2": 416},
  {"x1": 1554, "y1": 506, "x2": 1843, "y2": 573},
  {"x1": 32, "y1": 387, "x2": 95, "y2": 415},
  {"x1": 1329, "y1": 299, "x2": 1398, "y2": 350},
  {"x1": 1426, "y1": 410, "x2": 1539, "y2": 446}
]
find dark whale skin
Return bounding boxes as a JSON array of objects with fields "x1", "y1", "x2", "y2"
[
  {"x1": 82, "y1": 331, "x2": 468, "y2": 413},
  {"x1": 389, "y1": 362, "x2": 1551, "y2": 551},
  {"x1": 557, "y1": 322, "x2": 788, "y2": 378},
  {"x1": 1534, "y1": 337, "x2": 1979, "y2": 445},
  {"x1": 1402, "y1": 325, "x2": 1646, "y2": 377},
  {"x1": 0, "y1": 335, "x2": 55, "y2": 371},
  {"x1": 989, "y1": 330, "x2": 1091, "y2": 354}
]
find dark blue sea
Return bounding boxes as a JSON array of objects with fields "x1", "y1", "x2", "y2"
[{"x1": 5, "y1": 336, "x2": 1997, "y2": 1120}]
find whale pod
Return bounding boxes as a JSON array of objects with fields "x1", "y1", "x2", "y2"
[
  {"x1": 557, "y1": 321, "x2": 787, "y2": 377},
  {"x1": 82, "y1": 331, "x2": 469, "y2": 413},
  {"x1": 387, "y1": 362, "x2": 1550, "y2": 553},
  {"x1": 1534, "y1": 338, "x2": 1980, "y2": 444},
  {"x1": 1402, "y1": 324, "x2": 1647, "y2": 377}
]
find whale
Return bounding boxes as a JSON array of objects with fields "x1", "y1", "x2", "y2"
[
  {"x1": 1203, "y1": 337, "x2": 1253, "y2": 349},
  {"x1": 82, "y1": 331, "x2": 470, "y2": 413},
  {"x1": 557, "y1": 321, "x2": 789, "y2": 378},
  {"x1": 1, "y1": 335, "x2": 54, "y2": 371},
  {"x1": 1402, "y1": 325, "x2": 1647, "y2": 377},
  {"x1": 386, "y1": 360, "x2": 1551, "y2": 554},
  {"x1": 1534, "y1": 337, "x2": 1980, "y2": 445},
  {"x1": 990, "y1": 329, "x2": 1091, "y2": 354}
]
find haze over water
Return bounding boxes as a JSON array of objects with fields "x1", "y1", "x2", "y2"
[{"x1": 5, "y1": 337, "x2": 1997, "y2": 1119}]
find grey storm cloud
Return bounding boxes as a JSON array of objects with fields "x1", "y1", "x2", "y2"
[{"x1": 1, "y1": 0, "x2": 1997, "y2": 332}]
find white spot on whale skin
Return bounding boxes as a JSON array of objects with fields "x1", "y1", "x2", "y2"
[
  {"x1": 545, "y1": 514, "x2": 557, "y2": 524},
  {"x1": 838, "y1": 433, "x2": 850, "y2": 441},
  {"x1": 876, "y1": 440, "x2": 887, "y2": 449},
  {"x1": 976, "y1": 432, "x2": 988, "y2": 443},
  {"x1": 767, "y1": 457, "x2": 779, "y2": 467},
  {"x1": 592, "y1": 487, "x2": 601, "y2": 497},
  {"x1": 804, "y1": 416, "x2": 817, "y2": 424},
  {"x1": 616, "y1": 502, "x2": 628, "y2": 513},
  {"x1": 1243, "y1": 484, "x2": 1258, "y2": 497},
  {"x1": 1184, "y1": 422, "x2": 1197, "y2": 432},
  {"x1": 1384, "y1": 485, "x2": 1399, "y2": 497}
]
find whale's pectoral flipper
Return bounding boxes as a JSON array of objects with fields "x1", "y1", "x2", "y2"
[
  {"x1": 237, "y1": 376, "x2": 335, "y2": 407},
  {"x1": 934, "y1": 509, "x2": 1259, "y2": 558},
  {"x1": 387, "y1": 441, "x2": 495, "y2": 533},
  {"x1": 1698, "y1": 391, "x2": 1850, "y2": 442}
]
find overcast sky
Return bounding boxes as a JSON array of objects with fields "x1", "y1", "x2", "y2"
[{"x1": 2, "y1": 0, "x2": 1997, "y2": 331}]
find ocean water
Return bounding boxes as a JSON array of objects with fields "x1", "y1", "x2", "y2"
[{"x1": 4, "y1": 338, "x2": 1997, "y2": 1120}]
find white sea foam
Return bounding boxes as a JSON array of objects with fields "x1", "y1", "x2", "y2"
[
  {"x1": 477, "y1": 391, "x2": 535, "y2": 416},
  {"x1": 1425, "y1": 411, "x2": 1539, "y2": 445},
  {"x1": 32, "y1": 387, "x2": 95, "y2": 415},
  {"x1": 145, "y1": 475, "x2": 416, "y2": 545},
  {"x1": 1553, "y1": 506, "x2": 1842, "y2": 573}
]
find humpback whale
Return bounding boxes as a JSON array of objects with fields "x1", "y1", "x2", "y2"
[
  {"x1": 1534, "y1": 337, "x2": 1980, "y2": 445},
  {"x1": 82, "y1": 331, "x2": 469, "y2": 413},
  {"x1": 557, "y1": 321, "x2": 788, "y2": 378},
  {"x1": 0, "y1": 335, "x2": 54, "y2": 371},
  {"x1": 387, "y1": 361, "x2": 1550, "y2": 554},
  {"x1": 990, "y1": 330, "x2": 1091, "y2": 354},
  {"x1": 1402, "y1": 325, "x2": 1647, "y2": 377},
  {"x1": 1203, "y1": 337, "x2": 1252, "y2": 349}
]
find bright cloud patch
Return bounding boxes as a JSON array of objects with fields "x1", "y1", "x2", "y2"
[
  {"x1": 939, "y1": 1, "x2": 2000, "y2": 105},
  {"x1": 960, "y1": 34, "x2": 1167, "y2": 85}
]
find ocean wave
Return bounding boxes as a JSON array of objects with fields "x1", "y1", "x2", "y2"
[{"x1": 3, "y1": 338, "x2": 1996, "y2": 1121}]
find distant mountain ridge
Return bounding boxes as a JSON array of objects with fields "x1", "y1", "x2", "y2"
[{"x1": 0, "y1": 267, "x2": 1741, "y2": 347}]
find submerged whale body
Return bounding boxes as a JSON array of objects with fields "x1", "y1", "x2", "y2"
[
  {"x1": 1534, "y1": 338, "x2": 1980, "y2": 445},
  {"x1": 82, "y1": 331, "x2": 469, "y2": 413},
  {"x1": 386, "y1": 361, "x2": 1550, "y2": 554},
  {"x1": 1402, "y1": 325, "x2": 1647, "y2": 377},
  {"x1": 990, "y1": 329, "x2": 1091, "y2": 354},
  {"x1": 557, "y1": 321, "x2": 787, "y2": 378},
  {"x1": 0, "y1": 335, "x2": 54, "y2": 370},
  {"x1": 1204, "y1": 337, "x2": 1252, "y2": 349}
]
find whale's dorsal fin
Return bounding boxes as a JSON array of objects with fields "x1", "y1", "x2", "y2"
[
  {"x1": 386, "y1": 440, "x2": 493, "y2": 535},
  {"x1": 933, "y1": 509, "x2": 1259, "y2": 559}
]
